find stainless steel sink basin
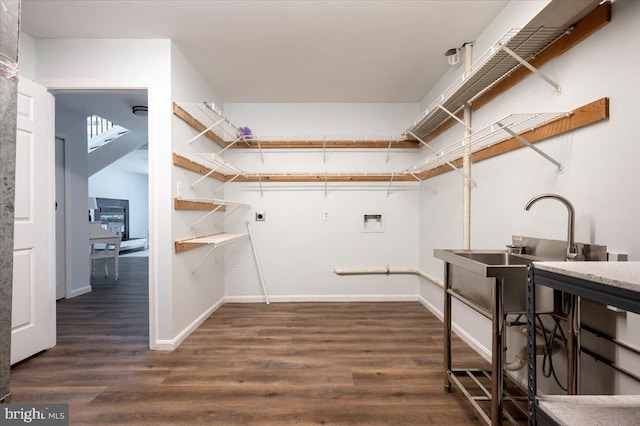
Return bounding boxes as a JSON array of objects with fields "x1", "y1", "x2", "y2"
[
  {"x1": 449, "y1": 250, "x2": 530, "y2": 265},
  {"x1": 434, "y1": 248, "x2": 547, "y2": 314}
]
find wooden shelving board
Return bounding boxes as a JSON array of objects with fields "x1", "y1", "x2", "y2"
[
  {"x1": 174, "y1": 198, "x2": 227, "y2": 211},
  {"x1": 174, "y1": 232, "x2": 248, "y2": 253}
]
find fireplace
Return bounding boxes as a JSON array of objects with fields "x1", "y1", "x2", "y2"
[{"x1": 95, "y1": 198, "x2": 130, "y2": 241}]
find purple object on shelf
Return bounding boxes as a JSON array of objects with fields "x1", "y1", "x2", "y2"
[{"x1": 237, "y1": 126, "x2": 253, "y2": 139}]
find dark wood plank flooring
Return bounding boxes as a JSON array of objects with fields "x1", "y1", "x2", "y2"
[{"x1": 10, "y1": 257, "x2": 491, "y2": 425}]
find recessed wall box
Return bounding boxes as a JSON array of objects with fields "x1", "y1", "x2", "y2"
[
  {"x1": 255, "y1": 212, "x2": 266, "y2": 222},
  {"x1": 362, "y1": 213, "x2": 384, "y2": 233}
]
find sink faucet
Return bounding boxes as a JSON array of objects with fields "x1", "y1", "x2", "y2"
[{"x1": 524, "y1": 194, "x2": 583, "y2": 261}]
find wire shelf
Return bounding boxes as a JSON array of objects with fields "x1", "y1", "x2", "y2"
[
  {"x1": 407, "y1": 26, "x2": 570, "y2": 139},
  {"x1": 406, "y1": 112, "x2": 567, "y2": 174}
]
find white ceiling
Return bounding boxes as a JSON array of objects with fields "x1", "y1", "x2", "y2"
[{"x1": 21, "y1": 0, "x2": 509, "y2": 103}]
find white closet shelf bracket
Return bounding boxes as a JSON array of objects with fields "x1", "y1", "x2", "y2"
[
  {"x1": 324, "y1": 173, "x2": 328, "y2": 198},
  {"x1": 436, "y1": 104, "x2": 473, "y2": 132},
  {"x1": 407, "y1": 130, "x2": 477, "y2": 187},
  {"x1": 386, "y1": 173, "x2": 395, "y2": 197},
  {"x1": 188, "y1": 118, "x2": 225, "y2": 144},
  {"x1": 495, "y1": 122, "x2": 563, "y2": 172},
  {"x1": 501, "y1": 46, "x2": 561, "y2": 94},
  {"x1": 191, "y1": 204, "x2": 225, "y2": 228}
]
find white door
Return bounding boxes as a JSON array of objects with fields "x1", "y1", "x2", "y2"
[
  {"x1": 11, "y1": 78, "x2": 56, "y2": 365},
  {"x1": 55, "y1": 137, "x2": 66, "y2": 300}
]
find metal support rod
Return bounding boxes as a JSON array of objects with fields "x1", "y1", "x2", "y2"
[
  {"x1": 323, "y1": 136, "x2": 327, "y2": 164},
  {"x1": 502, "y1": 45, "x2": 561, "y2": 93},
  {"x1": 496, "y1": 123, "x2": 563, "y2": 171},
  {"x1": 216, "y1": 136, "x2": 242, "y2": 156},
  {"x1": 444, "y1": 263, "x2": 452, "y2": 393},
  {"x1": 385, "y1": 139, "x2": 393, "y2": 164},
  {"x1": 386, "y1": 173, "x2": 395, "y2": 197},
  {"x1": 408, "y1": 130, "x2": 477, "y2": 187},
  {"x1": 567, "y1": 294, "x2": 580, "y2": 394},
  {"x1": 191, "y1": 204, "x2": 224, "y2": 228},
  {"x1": 246, "y1": 221, "x2": 270, "y2": 305},
  {"x1": 462, "y1": 43, "x2": 473, "y2": 251},
  {"x1": 188, "y1": 118, "x2": 225, "y2": 144},
  {"x1": 213, "y1": 173, "x2": 242, "y2": 194},
  {"x1": 437, "y1": 104, "x2": 473, "y2": 132},
  {"x1": 491, "y1": 278, "x2": 505, "y2": 426},
  {"x1": 257, "y1": 139, "x2": 264, "y2": 164},
  {"x1": 409, "y1": 172, "x2": 437, "y2": 194},
  {"x1": 191, "y1": 246, "x2": 217, "y2": 274},
  {"x1": 190, "y1": 165, "x2": 222, "y2": 188},
  {"x1": 324, "y1": 173, "x2": 328, "y2": 198}
]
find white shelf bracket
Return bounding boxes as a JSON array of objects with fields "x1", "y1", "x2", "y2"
[
  {"x1": 188, "y1": 118, "x2": 225, "y2": 144},
  {"x1": 213, "y1": 173, "x2": 242, "y2": 194},
  {"x1": 191, "y1": 246, "x2": 217, "y2": 275},
  {"x1": 324, "y1": 172, "x2": 328, "y2": 198},
  {"x1": 190, "y1": 165, "x2": 222, "y2": 188},
  {"x1": 257, "y1": 139, "x2": 264, "y2": 164},
  {"x1": 436, "y1": 104, "x2": 473, "y2": 132},
  {"x1": 386, "y1": 173, "x2": 395, "y2": 197},
  {"x1": 496, "y1": 123, "x2": 563, "y2": 172},
  {"x1": 501, "y1": 46, "x2": 561, "y2": 94},
  {"x1": 408, "y1": 130, "x2": 477, "y2": 187},
  {"x1": 246, "y1": 221, "x2": 270, "y2": 305},
  {"x1": 410, "y1": 172, "x2": 437, "y2": 194},
  {"x1": 323, "y1": 136, "x2": 327, "y2": 164},
  {"x1": 258, "y1": 173, "x2": 263, "y2": 198},
  {"x1": 385, "y1": 139, "x2": 393, "y2": 164},
  {"x1": 216, "y1": 136, "x2": 242, "y2": 156},
  {"x1": 191, "y1": 204, "x2": 224, "y2": 228}
]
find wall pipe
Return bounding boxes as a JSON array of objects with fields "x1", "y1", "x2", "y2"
[
  {"x1": 334, "y1": 267, "x2": 444, "y2": 289},
  {"x1": 462, "y1": 42, "x2": 474, "y2": 250}
]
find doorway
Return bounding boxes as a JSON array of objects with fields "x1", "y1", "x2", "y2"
[{"x1": 53, "y1": 90, "x2": 149, "y2": 342}]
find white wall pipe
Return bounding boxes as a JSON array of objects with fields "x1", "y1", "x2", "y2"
[
  {"x1": 462, "y1": 42, "x2": 474, "y2": 250},
  {"x1": 334, "y1": 267, "x2": 444, "y2": 289}
]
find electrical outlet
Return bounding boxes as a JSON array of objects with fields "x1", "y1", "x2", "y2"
[
  {"x1": 176, "y1": 181, "x2": 183, "y2": 198},
  {"x1": 323, "y1": 210, "x2": 329, "y2": 221},
  {"x1": 255, "y1": 212, "x2": 266, "y2": 221}
]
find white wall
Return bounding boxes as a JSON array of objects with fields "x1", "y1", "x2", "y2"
[
  {"x1": 169, "y1": 42, "x2": 227, "y2": 345},
  {"x1": 223, "y1": 103, "x2": 421, "y2": 301},
  {"x1": 89, "y1": 164, "x2": 149, "y2": 239},
  {"x1": 54, "y1": 104, "x2": 92, "y2": 297},
  {"x1": 33, "y1": 38, "x2": 174, "y2": 346},
  {"x1": 18, "y1": 33, "x2": 36, "y2": 81},
  {"x1": 418, "y1": 0, "x2": 640, "y2": 394}
]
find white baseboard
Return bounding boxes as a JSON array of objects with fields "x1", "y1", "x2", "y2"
[
  {"x1": 68, "y1": 285, "x2": 92, "y2": 298},
  {"x1": 417, "y1": 295, "x2": 491, "y2": 363},
  {"x1": 225, "y1": 294, "x2": 419, "y2": 303},
  {"x1": 155, "y1": 296, "x2": 226, "y2": 351}
]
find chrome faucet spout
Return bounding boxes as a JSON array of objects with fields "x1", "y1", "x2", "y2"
[{"x1": 524, "y1": 193, "x2": 581, "y2": 260}]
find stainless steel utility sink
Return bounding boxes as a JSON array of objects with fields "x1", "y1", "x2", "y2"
[{"x1": 434, "y1": 248, "x2": 548, "y2": 314}]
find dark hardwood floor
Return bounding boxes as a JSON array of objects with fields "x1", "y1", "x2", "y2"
[{"x1": 10, "y1": 257, "x2": 491, "y2": 425}]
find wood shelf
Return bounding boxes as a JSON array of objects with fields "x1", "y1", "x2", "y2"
[
  {"x1": 174, "y1": 232, "x2": 248, "y2": 253},
  {"x1": 174, "y1": 197, "x2": 250, "y2": 211},
  {"x1": 174, "y1": 198, "x2": 226, "y2": 211},
  {"x1": 412, "y1": 2, "x2": 610, "y2": 145},
  {"x1": 173, "y1": 101, "x2": 419, "y2": 150},
  {"x1": 413, "y1": 98, "x2": 608, "y2": 181}
]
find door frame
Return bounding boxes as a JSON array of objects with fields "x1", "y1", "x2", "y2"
[
  {"x1": 54, "y1": 133, "x2": 72, "y2": 299},
  {"x1": 43, "y1": 80, "x2": 159, "y2": 350}
]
